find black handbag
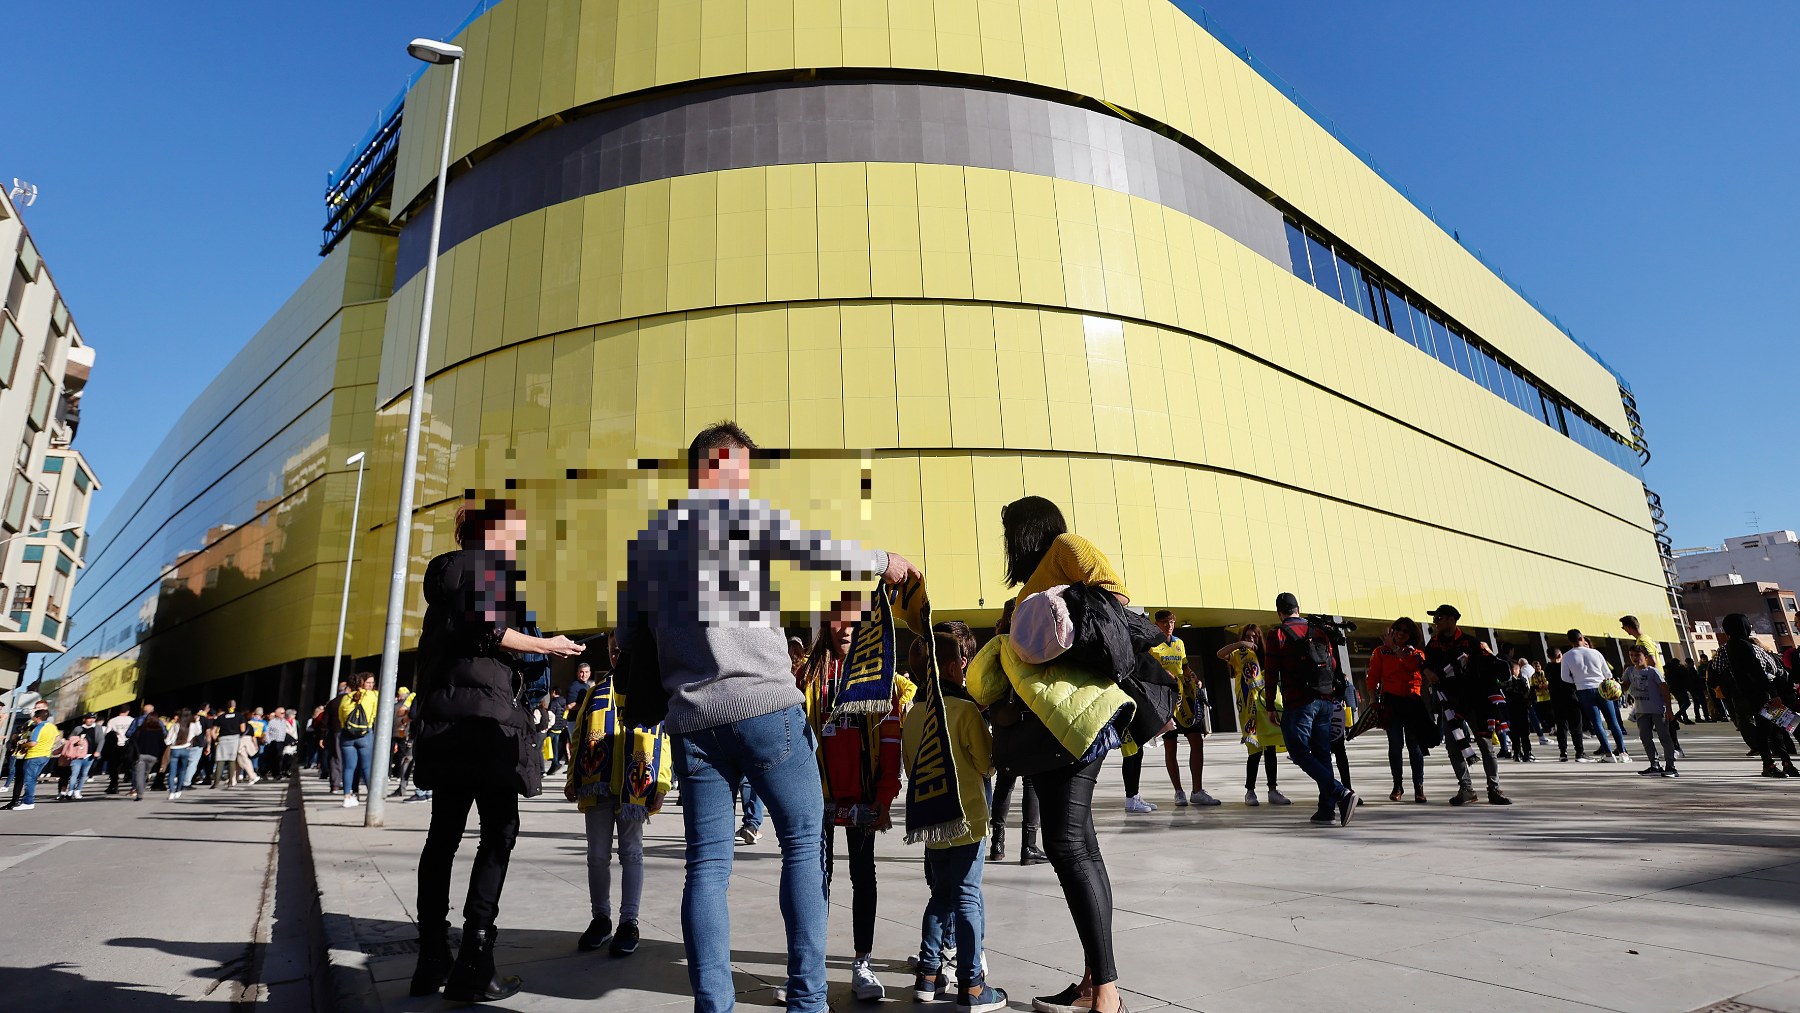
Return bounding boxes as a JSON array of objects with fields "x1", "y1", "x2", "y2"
[
  {"x1": 1119, "y1": 651, "x2": 1176, "y2": 745},
  {"x1": 617, "y1": 617, "x2": 669, "y2": 729}
]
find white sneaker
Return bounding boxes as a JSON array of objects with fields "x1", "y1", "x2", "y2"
[
  {"x1": 851, "y1": 956, "x2": 885, "y2": 1001},
  {"x1": 1124, "y1": 795, "x2": 1157, "y2": 814},
  {"x1": 1192, "y1": 789, "x2": 1221, "y2": 806},
  {"x1": 1599, "y1": 753, "x2": 1615, "y2": 764},
  {"x1": 1244, "y1": 790, "x2": 1260, "y2": 806},
  {"x1": 249, "y1": 776, "x2": 261, "y2": 786},
  {"x1": 342, "y1": 795, "x2": 360, "y2": 807},
  {"x1": 1674, "y1": 748, "x2": 1685, "y2": 759},
  {"x1": 1267, "y1": 788, "x2": 1292, "y2": 805},
  {"x1": 71, "y1": 790, "x2": 82, "y2": 800},
  {"x1": 168, "y1": 791, "x2": 181, "y2": 801},
  {"x1": 771, "y1": 985, "x2": 786, "y2": 1004},
  {"x1": 16, "y1": 803, "x2": 33, "y2": 811},
  {"x1": 1617, "y1": 751, "x2": 1630, "y2": 763},
  {"x1": 1538, "y1": 735, "x2": 1551, "y2": 746},
  {"x1": 1173, "y1": 789, "x2": 1189, "y2": 807}
]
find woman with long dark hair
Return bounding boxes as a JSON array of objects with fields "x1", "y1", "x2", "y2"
[
  {"x1": 407, "y1": 498, "x2": 585, "y2": 1002},
  {"x1": 1369, "y1": 617, "x2": 1429, "y2": 802},
  {"x1": 995, "y1": 496, "x2": 1133, "y2": 1013}
]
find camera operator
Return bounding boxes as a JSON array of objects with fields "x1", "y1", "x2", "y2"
[{"x1": 1265, "y1": 593, "x2": 1359, "y2": 827}]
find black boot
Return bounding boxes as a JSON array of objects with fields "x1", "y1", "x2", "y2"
[
  {"x1": 988, "y1": 826, "x2": 1006, "y2": 863},
  {"x1": 1019, "y1": 824, "x2": 1048, "y2": 866},
  {"x1": 442, "y1": 924, "x2": 522, "y2": 1002},
  {"x1": 409, "y1": 920, "x2": 454, "y2": 997}
]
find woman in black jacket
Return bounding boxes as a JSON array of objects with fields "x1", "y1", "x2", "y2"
[{"x1": 408, "y1": 498, "x2": 585, "y2": 1001}]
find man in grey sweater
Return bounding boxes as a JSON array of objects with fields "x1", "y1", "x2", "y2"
[{"x1": 617, "y1": 421, "x2": 916, "y2": 1013}]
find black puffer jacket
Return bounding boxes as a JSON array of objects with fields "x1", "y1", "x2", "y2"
[{"x1": 411, "y1": 549, "x2": 542, "y2": 797}]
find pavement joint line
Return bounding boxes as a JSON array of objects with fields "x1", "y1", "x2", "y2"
[{"x1": 0, "y1": 826, "x2": 99, "y2": 873}]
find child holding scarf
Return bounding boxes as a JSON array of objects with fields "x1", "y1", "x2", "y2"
[{"x1": 565, "y1": 651, "x2": 672, "y2": 958}]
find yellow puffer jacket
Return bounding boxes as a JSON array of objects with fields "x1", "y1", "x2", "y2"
[{"x1": 966, "y1": 634, "x2": 1133, "y2": 760}]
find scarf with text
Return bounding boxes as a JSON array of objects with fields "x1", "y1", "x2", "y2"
[
  {"x1": 895, "y1": 578, "x2": 968, "y2": 844},
  {"x1": 830, "y1": 581, "x2": 900, "y2": 717}
]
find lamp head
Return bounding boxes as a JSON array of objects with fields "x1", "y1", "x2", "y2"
[
  {"x1": 345, "y1": 452, "x2": 366, "y2": 466},
  {"x1": 407, "y1": 38, "x2": 464, "y2": 64}
]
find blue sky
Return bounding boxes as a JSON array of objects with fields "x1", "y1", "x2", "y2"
[{"x1": 6, "y1": 1, "x2": 1795, "y2": 550}]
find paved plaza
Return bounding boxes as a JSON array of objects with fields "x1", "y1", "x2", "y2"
[{"x1": 305, "y1": 723, "x2": 1800, "y2": 1013}]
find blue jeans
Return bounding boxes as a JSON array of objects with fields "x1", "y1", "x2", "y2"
[
  {"x1": 1576, "y1": 688, "x2": 1626, "y2": 754},
  {"x1": 167, "y1": 746, "x2": 202, "y2": 791},
  {"x1": 1280, "y1": 696, "x2": 1348, "y2": 813},
  {"x1": 920, "y1": 841, "x2": 987, "y2": 989},
  {"x1": 339, "y1": 735, "x2": 373, "y2": 795},
  {"x1": 672, "y1": 705, "x2": 828, "y2": 1013},
  {"x1": 18, "y1": 756, "x2": 50, "y2": 805},
  {"x1": 67, "y1": 756, "x2": 94, "y2": 794},
  {"x1": 738, "y1": 778, "x2": 764, "y2": 833}
]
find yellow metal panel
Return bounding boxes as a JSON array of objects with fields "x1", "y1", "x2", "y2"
[
  {"x1": 656, "y1": 0, "x2": 703, "y2": 85},
  {"x1": 476, "y1": 2, "x2": 517, "y2": 144},
  {"x1": 538, "y1": 0, "x2": 580, "y2": 119},
  {"x1": 622, "y1": 179, "x2": 673, "y2": 319},
  {"x1": 613, "y1": 0, "x2": 660, "y2": 94},
  {"x1": 840, "y1": 302, "x2": 900, "y2": 447},
  {"x1": 699, "y1": 0, "x2": 749, "y2": 76},
  {"x1": 668, "y1": 173, "x2": 721, "y2": 311},
  {"x1": 472, "y1": 224, "x2": 512, "y2": 359},
  {"x1": 868, "y1": 163, "x2": 924, "y2": 297},
  {"x1": 816, "y1": 163, "x2": 873, "y2": 299},
  {"x1": 1052, "y1": 179, "x2": 1105, "y2": 313},
  {"x1": 503, "y1": 210, "x2": 545, "y2": 347},
  {"x1": 992, "y1": 307, "x2": 1051, "y2": 449},
  {"x1": 786, "y1": 303, "x2": 846, "y2": 448},
  {"x1": 793, "y1": 0, "x2": 844, "y2": 66},
  {"x1": 577, "y1": 190, "x2": 627, "y2": 326},
  {"x1": 766, "y1": 165, "x2": 821, "y2": 303},
  {"x1": 746, "y1": 0, "x2": 797, "y2": 72},
  {"x1": 893, "y1": 302, "x2": 952, "y2": 448},
  {"x1": 916, "y1": 165, "x2": 974, "y2": 300},
  {"x1": 715, "y1": 167, "x2": 770, "y2": 306},
  {"x1": 932, "y1": 0, "x2": 983, "y2": 73},
  {"x1": 735, "y1": 305, "x2": 792, "y2": 446},
  {"x1": 841, "y1": 0, "x2": 891, "y2": 66},
  {"x1": 507, "y1": 0, "x2": 547, "y2": 131},
  {"x1": 976, "y1": 0, "x2": 1027, "y2": 82},
  {"x1": 574, "y1": 0, "x2": 620, "y2": 101},
  {"x1": 886, "y1": 0, "x2": 939, "y2": 68},
  {"x1": 945, "y1": 304, "x2": 1003, "y2": 448}
]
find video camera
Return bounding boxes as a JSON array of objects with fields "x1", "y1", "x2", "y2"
[{"x1": 1305, "y1": 615, "x2": 1357, "y2": 647}]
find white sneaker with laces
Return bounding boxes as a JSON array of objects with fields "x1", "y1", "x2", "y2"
[
  {"x1": 1173, "y1": 789, "x2": 1189, "y2": 807},
  {"x1": 851, "y1": 956, "x2": 885, "y2": 1001},
  {"x1": 1244, "y1": 790, "x2": 1260, "y2": 806},
  {"x1": 342, "y1": 795, "x2": 360, "y2": 807},
  {"x1": 1192, "y1": 789, "x2": 1222, "y2": 806},
  {"x1": 1267, "y1": 788, "x2": 1292, "y2": 806},
  {"x1": 1124, "y1": 795, "x2": 1157, "y2": 814},
  {"x1": 16, "y1": 803, "x2": 34, "y2": 811},
  {"x1": 1617, "y1": 751, "x2": 1630, "y2": 763}
]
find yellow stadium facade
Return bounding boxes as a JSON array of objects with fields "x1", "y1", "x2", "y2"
[{"x1": 43, "y1": 0, "x2": 1678, "y2": 715}]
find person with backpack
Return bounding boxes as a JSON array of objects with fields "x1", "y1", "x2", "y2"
[
  {"x1": 1425, "y1": 607, "x2": 1513, "y2": 805},
  {"x1": 54, "y1": 713, "x2": 100, "y2": 800},
  {"x1": 332, "y1": 673, "x2": 379, "y2": 807},
  {"x1": 1716, "y1": 613, "x2": 1800, "y2": 778},
  {"x1": 1266, "y1": 593, "x2": 1358, "y2": 827}
]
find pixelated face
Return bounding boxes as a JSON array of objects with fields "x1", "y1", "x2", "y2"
[
  {"x1": 705, "y1": 444, "x2": 752, "y2": 491},
  {"x1": 487, "y1": 510, "x2": 528, "y2": 554}
]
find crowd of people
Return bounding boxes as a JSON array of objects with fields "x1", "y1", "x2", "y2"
[
  {"x1": 387, "y1": 421, "x2": 1800, "y2": 1013},
  {"x1": 10, "y1": 419, "x2": 1799, "y2": 1013}
]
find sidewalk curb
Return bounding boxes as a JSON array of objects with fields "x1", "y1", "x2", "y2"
[{"x1": 291, "y1": 780, "x2": 385, "y2": 1013}]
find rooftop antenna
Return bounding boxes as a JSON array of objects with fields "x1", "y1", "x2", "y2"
[
  {"x1": 1747, "y1": 512, "x2": 1763, "y2": 532},
  {"x1": 8, "y1": 179, "x2": 38, "y2": 207}
]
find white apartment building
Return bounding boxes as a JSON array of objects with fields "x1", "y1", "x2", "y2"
[
  {"x1": 1676, "y1": 531, "x2": 1800, "y2": 598},
  {"x1": 0, "y1": 188, "x2": 100, "y2": 692}
]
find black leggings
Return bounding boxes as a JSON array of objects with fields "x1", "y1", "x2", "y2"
[
  {"x1": 1244, "y1": 748, "x2": 1278, "y2": 790},
  {"x1": 1332, "y1": 738, "x2": 1352, "y2": 791},
  {"x1": 826, "y1": 824, "x2": 879, "y2": 955},
  {"x1": 991, "y1": 772, "x2": 1039, "y2": 836},
  {"x1": 1121, "y1": 750, "x2": 1142, "y2": 797},
  {"x1": 1037, "y1": 755, "x2": 1116, "y2": 985},
  {"x1": 418, "y1": 781, "x2": 520, "y2": 928}
]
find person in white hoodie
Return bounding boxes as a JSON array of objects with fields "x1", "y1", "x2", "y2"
[{"x1": 1561, "y1": 631, "x2": 1628, "y2": 762}]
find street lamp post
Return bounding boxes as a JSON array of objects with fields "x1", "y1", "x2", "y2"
[
  {"x1": 328, "y1": 452, "x2": 367, "y2": 696},
  {"x1": 368, "y1": 37, "x2": 464, "y2": 828}
]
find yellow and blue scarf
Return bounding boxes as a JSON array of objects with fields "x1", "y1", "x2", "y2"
[
  {"x1": 893, "y1": 579, "x2": 967, "y2": 845},
  {"x1": 571, "y1": 676, "x2": 672, "y2": 822}
]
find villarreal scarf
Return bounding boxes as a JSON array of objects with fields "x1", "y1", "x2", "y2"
[
  {"x1": 831, "y1": 581, "x2": 900, "y2": 718},
  {"x1": 894, "y1": 579, "x2": 968, "y2": 845}
]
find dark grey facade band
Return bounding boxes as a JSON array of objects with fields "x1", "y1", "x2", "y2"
[{"x1": 392, "y1": 79, "x2": 1290, "y2": 285}]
